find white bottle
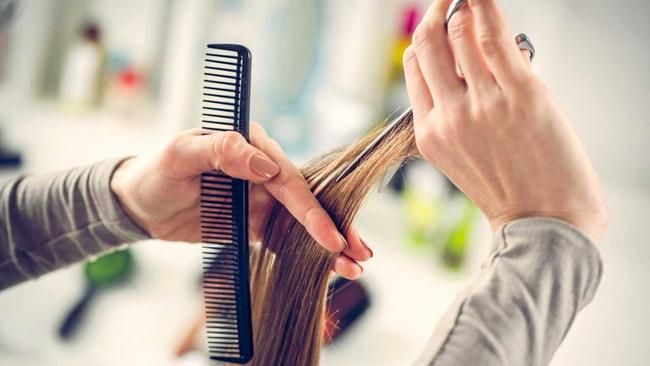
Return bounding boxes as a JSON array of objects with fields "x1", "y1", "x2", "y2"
[{"x1": 59, "y1": 22, "x2": 104, "y2": 111}]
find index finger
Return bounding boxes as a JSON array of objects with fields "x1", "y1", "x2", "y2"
[{"x1": 249, "y1": 123, "x2": 348, "y2": 254}]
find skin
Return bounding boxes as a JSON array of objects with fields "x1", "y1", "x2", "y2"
[
  {"x1": 113, "y1": 0, "x2": 607, "y2": 284},
  {"x1": 130, "y1": 0, "x2": 609, "y2": 353},
  {"x1": 404, "y1": 0, "x2": 607, "y2": 242},
  {"x1": 110, "y1": 123, "x2": 370, "y2": 280}
]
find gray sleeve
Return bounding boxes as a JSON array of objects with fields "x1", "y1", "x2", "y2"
[
  {"x1": 415, "y1": 217, "x2": 603, "y2": 366},
  {"x1": 0, "y1": 159, "x2": 150, "y2": 290}
]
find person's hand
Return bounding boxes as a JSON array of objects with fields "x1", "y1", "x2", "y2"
[
  {"x1": 110, "y1": 123, "x2": 372, "y2": 279},
  {"x1": 403, "y1": 0, "x2": 607, "y2": 242}
]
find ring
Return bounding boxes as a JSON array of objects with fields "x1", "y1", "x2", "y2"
[
  {"x1": 515, "y1": 33, "x2": 535, "y2": 61},
  {"x1": 445, "y1": 0, "x2": 468, "y2": 28}
]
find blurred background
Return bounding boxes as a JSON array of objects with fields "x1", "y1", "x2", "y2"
[{"x1": 0, "y1": 0, "x2": 647, "y2": 365}]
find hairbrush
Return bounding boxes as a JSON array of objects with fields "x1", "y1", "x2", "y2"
[
  {"x1": 324, "y1": 277, "x2": 371, "y2": 344},
  {"x1": 200, "y1": 44, "x2": 254, "y2": 364}
]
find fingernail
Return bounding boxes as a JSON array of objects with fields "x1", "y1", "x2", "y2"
[
  {"x1": 359, "y1": 237, "x2": 373, "y2": 258},
  {"x1": 250, "y1": 154, "x2": 280, "y2": 178},
  {"x1": 338, "y1": 233, "x2": 349, "y2": 252}
]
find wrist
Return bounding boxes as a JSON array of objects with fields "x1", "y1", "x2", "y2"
[
  {"x1": 491, "y1": 209, "x2": 607, "y2": 244},
  {"x1": 110, "y1": 157, "x2": 151, "y2": 235}
]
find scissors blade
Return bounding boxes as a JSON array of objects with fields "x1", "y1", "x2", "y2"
[{"x1": 335, "y1": 107, "x2": 413, "y2": 183}]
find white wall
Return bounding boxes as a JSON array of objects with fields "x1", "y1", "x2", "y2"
[{"x1": 503, "y1": 0, "x2": 650, "y2": 189}]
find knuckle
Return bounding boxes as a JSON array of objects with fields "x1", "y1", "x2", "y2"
[
  {"x1": 411, "y1": 26, "x2": 427, "y2": 48},
  {"x1": 302, "y1": 205, "x2": 318, "y2": 228},
  {"x1": 402, "y1": 48, "x2": 416, "y2": 68},
  {"x1": 469, "y1": 104, "x2": 485, "y2": 122},
  {"x1": 477, "y1": 33, "x2": 507, "y2": 57},
  {"x1": 447, "y1": 24, "x2": 467, "y2": 43},
  {"x1": 220, "y1": 131, "x2": 245, "y2": 155},
  {"x1": 412, "y1": 23, "x2": 434, "y2": 50},
  {"x1": 275, "y1": 175, "x2": 294, "y2": 204},
  {"x1": 446, "y1": 12, "x2": 472, "y2": 42},
  {"x1": 214, "y1": 132, "x2": 243, "y2": 172},
  {"x1": 162, "y1": 133, "x2": 189, "y2": 161}
]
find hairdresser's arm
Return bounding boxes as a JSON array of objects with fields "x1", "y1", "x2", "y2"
[
  {"x1": 413, "y1": 217, "x2": 602, "y2": 366},
  {"x1": 0, "y1": 159, "x2": 150, "y2": 290},
  {"x1": 111, "y1": 123, "x2": 371, "y2": 278},
  {"x1": 404, "y1": 0, "x2": 607, "y2": 365},
  {"x1": 0, "y1": 124, "x2": 368, "y2": 290}
]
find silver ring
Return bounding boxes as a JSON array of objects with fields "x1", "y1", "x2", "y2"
[
  {"x1": 515, "y1": 33, "x2": 535, "y2": 61},
  {"x1": 445, "y1": 0, "x2": 467, "y2": 28}
]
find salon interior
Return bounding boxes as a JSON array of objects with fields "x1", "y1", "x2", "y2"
[{"x1": 0, "y1": 0, "x2": 647, "y2": 365}]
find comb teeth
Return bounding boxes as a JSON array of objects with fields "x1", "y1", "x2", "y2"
[
  {"x1": 202, "y1": 47, "x2": 241, "y2": 133},
  {"x1": 201, "y1": 44, "x2": 253, "y2": 364}
]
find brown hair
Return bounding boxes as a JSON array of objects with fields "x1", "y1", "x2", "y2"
[{"x1": 248, "y1": 116, "x2": 418, "y2": 365}]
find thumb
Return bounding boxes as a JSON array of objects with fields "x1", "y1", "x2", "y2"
[{"x1": 164, "y1": 130, "x2": 280, "y2": 183}]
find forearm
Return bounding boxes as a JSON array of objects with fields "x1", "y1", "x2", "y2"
[
  {"x1": 0, "y1": 159, "x2": 149, "y2": 290},
  {"x1": 416, "y1": 217, "x2": 603, "y2": 366}
]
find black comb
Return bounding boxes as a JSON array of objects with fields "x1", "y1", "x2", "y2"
[{"x1": 200, "y1": 44, "x2": 254, "y2": 364}]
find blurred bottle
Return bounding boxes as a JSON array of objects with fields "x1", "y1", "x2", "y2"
[
  {"x1": 0, "y1": 1, "x2": 22, "y2": 169},
  {"x1": 0, "y1": 28, "x2": 6, "y2": 83},
  {"x1": 403, "y1": 161, "x2": 478, "y2": 271},
  {"x1": 403, "y1": 161, "x2": 445, "y2": 248},
  {"x1": 104, "y1": 52, "x2": 147, "y2": 121},
  {"x1": 58, "y1": 21, "x2": 106, "y2": 112},
  {"x1": 256, "y1": 0, "x2": 324, "y2": 157},
  {"x1": 0, "y1": 131, "x2": 22, "y2": 169},
  {"x1": 0, "y1": 0, "x2": 16, "y2": 82},
  {"x1": 312, "y1": 0, "x2": 398, "y2": 157},
  {"x1": 439, "y1": 185, "x2": 478, "y2": 271},
  {"x1": 384, "y1": 5, "x2": 420, "y2": 116}
]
